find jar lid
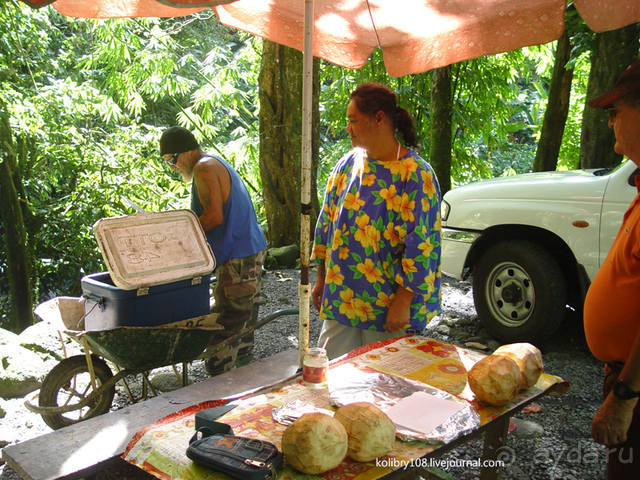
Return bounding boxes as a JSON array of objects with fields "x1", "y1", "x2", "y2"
[{"x1": 306, "y1": 347, "x2": 327, "y2": 355}]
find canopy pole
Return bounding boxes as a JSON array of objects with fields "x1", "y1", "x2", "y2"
[{"x1": 298, "y1": 0, "x2": 314, "y2": 367}]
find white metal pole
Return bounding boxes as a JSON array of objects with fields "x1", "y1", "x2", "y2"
[{"x1": 298, "y1": 0, "x2": 314, "y2": 367}]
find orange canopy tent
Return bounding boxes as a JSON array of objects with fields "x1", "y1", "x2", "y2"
[
  {"x1": 17, "y1": 0, "x2": 640, "y2": 363},
  {"x1": 20, "y1": 1, "x2": 640, "y2": 75}
]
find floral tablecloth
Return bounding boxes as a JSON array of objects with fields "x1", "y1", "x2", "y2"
[{"x1": 123, "y1": 335, "x2": 568, "y2": 480}]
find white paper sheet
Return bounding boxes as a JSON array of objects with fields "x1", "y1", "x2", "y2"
[{"x1": 384, "y1": 391, "x2": 467, "y2": 436}]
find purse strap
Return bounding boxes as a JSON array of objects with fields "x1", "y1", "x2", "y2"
[{"x1": 190, "y1": 423, "x2": 234, "y2": 444}]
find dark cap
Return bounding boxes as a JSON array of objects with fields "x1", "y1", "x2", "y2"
[
  {"x1": 159, "y1": 126, "x2": 200, "y2": 155},
  {"x1": 589, "y1": 60, "x2": 640, "y2": 109}
]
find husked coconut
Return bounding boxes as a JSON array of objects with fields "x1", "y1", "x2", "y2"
[
  {"x1": 468, "y1": 354, "x2": 522, "y2": 406},
  {"x1": 281, "y1": 412, "x2": 348, "y2": 474},
  {"x1": 493, "y1": 343, "x2": 543, "y2": 389},
  {"x1": 334, "y1": 402, "x2": 396, "y2": 462}
]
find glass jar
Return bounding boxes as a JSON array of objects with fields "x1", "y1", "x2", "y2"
[{"x1": 302, "y1": 347, "x2": 328, "y2": 388}]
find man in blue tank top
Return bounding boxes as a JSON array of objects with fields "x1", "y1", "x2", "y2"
[{"x1": 160, "y1": 126, "x2": 267, "y2": 376}]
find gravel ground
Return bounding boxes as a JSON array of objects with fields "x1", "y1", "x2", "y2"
[{"x1": 0, "y1": 268, "x2": 606, "y2": 480}]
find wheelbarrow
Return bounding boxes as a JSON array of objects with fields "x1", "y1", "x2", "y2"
[{"x1": 25, "y1": 296, "x2": 298, "y2": 430}]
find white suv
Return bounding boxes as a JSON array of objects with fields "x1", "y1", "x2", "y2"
[{"x1": 441, "y1": 160, "x2": 639, "y2": 344}]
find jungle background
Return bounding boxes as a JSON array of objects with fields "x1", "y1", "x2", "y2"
[{"x1": 1, "y1": 1, "x2": 639, "y2": 333}]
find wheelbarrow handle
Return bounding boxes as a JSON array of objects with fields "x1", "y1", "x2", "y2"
[
  {"x1": 255, "y1": 308, "x2": 299, "y2": 328},
  {"x1": 199, "y1": 308, "x2": 299, "y2": 359}
]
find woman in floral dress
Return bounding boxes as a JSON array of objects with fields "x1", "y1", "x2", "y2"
[{"x1": 311, "y1": 83, "x2": 442, "y2": 359}]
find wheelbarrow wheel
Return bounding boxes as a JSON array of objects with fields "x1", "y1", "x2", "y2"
[{"x1": 39, "y1": 355, "x2": 115, "y2": 430}]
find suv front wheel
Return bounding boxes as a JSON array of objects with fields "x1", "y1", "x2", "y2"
[{"x1": 472, "y1": 240, "x2": 567, "y2": 344}]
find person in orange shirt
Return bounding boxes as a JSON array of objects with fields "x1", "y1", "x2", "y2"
[{"x1": 583, "y1": 60, "x2": 640, "y2": 479}]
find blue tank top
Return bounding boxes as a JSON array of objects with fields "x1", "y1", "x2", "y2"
[{"x1": 191, "y1": 154, "x2": 267, "y2": 264}]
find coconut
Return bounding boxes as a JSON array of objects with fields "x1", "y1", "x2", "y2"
[
  {"x1": 468, "y1": 354, "x2": 522, "y2": 406},
  {"x1": 281, "y1": 412, "x2": 348, "y2": 474},
  {"x1": 334, "y1": 402, "x2": 396, "y2": 462},
  {"x1": 493, "y1": 342, "x2": 543, "y2": 389}
]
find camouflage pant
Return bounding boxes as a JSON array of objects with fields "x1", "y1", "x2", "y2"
[{"x1": 205, "y1": 250, "x2": 265, "y2": 376}]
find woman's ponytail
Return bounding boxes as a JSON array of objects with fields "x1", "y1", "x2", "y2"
[{"x1": 394, "y1": 107, "x2": 418, "y2": 148}]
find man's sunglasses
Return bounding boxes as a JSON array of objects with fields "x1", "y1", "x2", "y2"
[{"x1": 164, "y1": 153, "x2": 180, "y2": 165}]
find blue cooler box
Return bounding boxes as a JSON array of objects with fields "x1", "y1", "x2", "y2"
[
  {"x1": 83, "y1": 210, "x2": 216, "y2": 331},
  {"x1": 81, "y1": 272, "x2": 211, "y2": 330}
]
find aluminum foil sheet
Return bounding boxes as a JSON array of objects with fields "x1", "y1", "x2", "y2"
[
  {"x1": 327, "y1": 363, "x2": 480, "y2": 444},
  {"x1": 271, "y1": 399, "x2": 335, "y2": 425}
]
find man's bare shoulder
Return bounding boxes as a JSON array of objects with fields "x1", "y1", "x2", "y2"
[{"x1": 193, "y1": 156, "x2": 227, "y2": 177}]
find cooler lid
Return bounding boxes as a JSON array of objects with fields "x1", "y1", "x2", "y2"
[{"x1": 93, "y1": 210, "x2": 216, "y2": 290}]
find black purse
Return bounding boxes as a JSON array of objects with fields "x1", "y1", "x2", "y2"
[{"x1": 186, "y1": 427, "x2": 283, "y2": 480}]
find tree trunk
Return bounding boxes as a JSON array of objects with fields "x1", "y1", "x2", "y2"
[
  {"x1": 258, "y1": 40, "x2": 320, "y2": 247},
  {"x1": 533, "y1": 30, "x2": 574, "y2": 172},
  {"x1": 0, "y1": 106, "x2": 34, "y2": 333},
  {"x1": 580, "y1": 25, "x2": 639, "y2": 169},
  {"x1": 429, "y1": 66, "x2": 452, "y2": 195}
]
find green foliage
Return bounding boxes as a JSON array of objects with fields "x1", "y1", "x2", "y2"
[
  {"x1": 183, "y1": 34, "x2": 263, "y2": 196},
  {"x1": 318, "y1": 46, "x2": 559, "y2": 188},
  {"x1": 0, "y1": 4, "x2": 264, "y2": 327},
  {"x1": 558, "y1": 51, "x2": 591, "y2": 170}
]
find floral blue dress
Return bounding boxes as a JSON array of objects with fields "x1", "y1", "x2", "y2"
[{"x1": 312, "y1": 148, "x2": 442, "y2": 332}]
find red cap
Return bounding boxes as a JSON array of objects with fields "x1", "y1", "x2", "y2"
[{"x1": 589, "y1": 60, "x2": 640, "y2": 109}]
